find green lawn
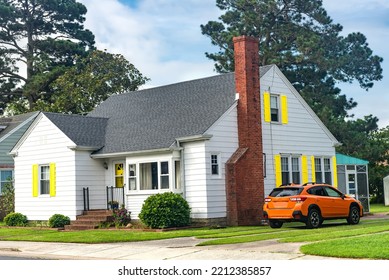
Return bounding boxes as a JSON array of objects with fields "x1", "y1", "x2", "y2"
[
  {"x1": 1, "y1": 218, "x2": 389, "y2": 259},
  {"x1": 369, "y1": 204, "x2": 389, "y2": 213}
]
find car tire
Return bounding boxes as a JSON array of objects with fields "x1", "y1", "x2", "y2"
[
  {"x1": 347, "y1": 206, "x2": 360, "y2": 225},
  {"x1": 269, "y1": 220, "x2": 283, "y2": 228},
  {"x1": 306, "y1": 208, "x2": 321, "y2": 229}
]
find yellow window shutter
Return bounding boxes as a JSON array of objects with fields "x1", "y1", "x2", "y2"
[
  {"x1": 301, "y1": 155, "x2": 308, "y2": 184},
  {"x1": 263, "y1": 92, "x2": 271, "y2": 122},
  {"x1": 274, "y1": 155, "x2": 282, "y2": 187},
  {"x1": 49, "y1": 163, "x2": 56, "y2": 197},
  {"x1": 281, "y1": 95, "x2": 288, "y2": 124},
  {"x1": 32, "y1": 164, "x2": 38, "y2": 197},
  {"x1": 311, "y1": 156, "x2": 316, "y2": 182},
  {"x1": 332, "y1": 156, "x2": 338, "y2": 188}
]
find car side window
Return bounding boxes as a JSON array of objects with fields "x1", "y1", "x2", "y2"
[
  {"x1": 325, "y1": 187, "x2": 342, "y2": 197},
  {"x1": 307, "y1": 186, "x2": 325, "y2": 196}
]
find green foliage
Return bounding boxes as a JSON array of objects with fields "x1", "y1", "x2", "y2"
[
  {"x1": 139, "y1": 192, "x2": 191, "y2": 229},
  {"x1": 112, "y1": 207, "x2": 131, "y2": 228},
  {"x1": 4, "y1": 212, "x2": 28, "y2": 227},
  {"x1": 0, "y1": 180, "x2": 14, "y2": 216},
  {"x1": 0, "y1": 0, "x2": 95, "y2": 111},
  {"x1": 48, "y1": 214, "x2": 71, "y2": 228},
  {"x1": 34, "y1": 50, "x2": 149, "y2": 114}
]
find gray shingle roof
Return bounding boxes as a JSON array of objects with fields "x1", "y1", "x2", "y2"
[
  {"x1": 88, "y1": 66, "x2": 273, "y2": 155},
  {"x1": 43, "y1": 112, "x2": 108, "y2": 148}
]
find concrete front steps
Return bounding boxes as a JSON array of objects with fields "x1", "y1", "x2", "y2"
[{"x1": 65, "y1": 210, "x2": 114, "y2": 230}]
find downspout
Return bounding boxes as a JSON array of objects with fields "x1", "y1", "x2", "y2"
[{"x1": 176, "y1": 139, "x2": 186, "y2": 199}]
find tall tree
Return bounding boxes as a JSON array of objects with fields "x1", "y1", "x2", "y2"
[
  {"x1": 202, "y1": 0, "x2": 386, "y2": 199},
  {"x1": 33, "y1": 50, "x2": 149, "y2": 114},
  {"x1": 0, "y1": 0, "x2": 95, "y2": 112},
  {"x1": 201, "y1": 0, "x2": 383, "y2": 121}
]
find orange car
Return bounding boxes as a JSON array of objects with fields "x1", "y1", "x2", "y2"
[{"x1": 263, "y1": 183, "x2": 363, "y2": 229}]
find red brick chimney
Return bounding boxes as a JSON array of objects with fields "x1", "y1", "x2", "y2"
[{"x1": 225, "y1": 36, "x2": 265, "y2": 225}]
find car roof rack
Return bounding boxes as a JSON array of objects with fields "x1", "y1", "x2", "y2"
[{"x1": 302, "y1": 182, "x2": 316, "y2": 186}]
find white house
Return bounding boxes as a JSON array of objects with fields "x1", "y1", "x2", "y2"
[{"x1": 10, "y1": 36, "x2": 339, "y2": 225}]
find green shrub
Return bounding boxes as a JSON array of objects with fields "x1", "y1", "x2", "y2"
[
  {"x1": 139, "y1": 192, "x2": 191, "y2": 229},
  {"x1": 48, "y1": 214, "x2": 71, "y2": 228},
  {"x1": 4, "y1": 212, "x2": 28, "y2": 227}
]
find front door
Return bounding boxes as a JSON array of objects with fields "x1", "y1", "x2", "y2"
[
  {"x1": 114, "y1": 162, "x2": 125, "y2": 188},
  {"x1": 346, "y1": 169, "x2": 358, "y2": 199}
]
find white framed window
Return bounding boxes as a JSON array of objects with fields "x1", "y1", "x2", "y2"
[
  {"x1": 281, "y1": 156, "x2": 301, "y2": 185},
  {"x1": 270, "y1": 95, "x2": 280, "y2": 122},
  {"x1": 315, "y1": 157, "x2": 332, "y2": 184},
  {"x1": 160, "y1": 161, "x2": 169, "y2": 189},
  {"x1": 137, "y1": 161, "x2": 170, "y2": 191},
  {"x1": 210, "y1": 153, "x2": 221, "y2": 177},
  {"x1": 40, "y1": 165, "x2": 50, "y2": 195},
  {"x1": 128, "y1": 164, "x2": 136, "y2": 190},
  {"x1": 0, "y1": 170, "x2": 13, "y2": 194}
]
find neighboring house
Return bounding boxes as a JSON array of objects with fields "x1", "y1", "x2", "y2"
[
  {"x1": 0, "y1": 112, "x2": 38, "y2": 220},
  {"x1": 336, "y1": 153, "x2": 370, "y2": 212},
  {"x1": 0, "y1": 112, "x2": 38, "y2": 193},
  {"x1": 10, "y1": 36, "x2": 340, "y2": 225}
]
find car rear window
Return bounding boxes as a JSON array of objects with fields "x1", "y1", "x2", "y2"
[{"x1": 269, "y1": 187, "x2": 303, "y2": 197}]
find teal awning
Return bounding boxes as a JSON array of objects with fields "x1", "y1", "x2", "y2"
[{"x1": 336, "y1": 153, "x2": 369, "y2": 165}]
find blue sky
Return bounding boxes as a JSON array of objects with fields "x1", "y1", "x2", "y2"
[{"x1": 79, "y1": 0, "x2": 389, "y2": 128}]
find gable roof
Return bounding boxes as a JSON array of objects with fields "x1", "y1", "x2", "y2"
[
  {"x1": 88, "y1": 66, "x2": 273, "y2": 155},
  {"x1": 43, "y1": 112, "x2": 108, "y2": 149},
  {"x1": 0, "y1": 112, "x2": 38, "y2": 142}
]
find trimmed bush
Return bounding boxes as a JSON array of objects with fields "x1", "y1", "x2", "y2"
[
  {"x1": 4, "y1": 212, "x2": 28, "y2": 227},
  {"x1": 48, "y1": 214, "x2": 71, "y2": 228},
  {"x1": 139, "y1": 192, "x2": 191, "y2": 229}
]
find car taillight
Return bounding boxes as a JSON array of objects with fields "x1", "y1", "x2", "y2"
[
  {"x1": 265, "y1": 198, "x2": 271, "y2": 203},
  {"x1": 289, "y1": 197, "x2": 307, "y2": 202}
]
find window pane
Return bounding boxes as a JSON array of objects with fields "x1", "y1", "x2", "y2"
[
  {"x1": 41, "y1": 180, "x2": 50, "y2": 195},
  {"x1": 128, "y1": 164, "x2": 136, "y2": 190},
  {"x1": 161, "y1": 162, "x2": 169, "y2": 175},
  {"x1": 270, "y1": 96, "x2": 278, "y2": 109},
  {"x1": 1, "y1": 170, "x2": 13, "y2": 182},
  {"x1": 211, "y1": 154, "x2": 219, "y2": 175},
  {"x1": 128, "y1": 178, "x2": 136, "y2": 190},
  {"x1": 161, "y1": 176, "x2": 169, "y2": 189},
  {"x1": 140, "y1": 162, "x2": 158, "y2": 190},
  {"x1": 281, "y1": 157, "x2": 289, "y2": 172}
]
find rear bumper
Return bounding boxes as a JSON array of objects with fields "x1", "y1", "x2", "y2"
[{"x1": 263, "y1": 210, "x2": 307, "y2": 223}]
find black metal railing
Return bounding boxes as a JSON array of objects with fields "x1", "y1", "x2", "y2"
[
  {"x1": 83, "y1": 187, "x2": 90, "y2": 211},
  {"x1": 106, "y1": 186, "x2": 125, "y2": 210}
]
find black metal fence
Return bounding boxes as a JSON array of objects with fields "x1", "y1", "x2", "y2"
[
  {"x1": 83, "y1": 187, "x2": 90, "y2": 211},
  {"x1": 106, "y1": 186, "x2": 125, "y2": 210}
]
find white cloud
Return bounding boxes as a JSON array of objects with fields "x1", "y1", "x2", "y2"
[
  {"x1": 79, "y1": 0, "x2": 220, "y2": 87},
  {"x1": 79, "y1": 0, "x2": 389, "y2": 127}
]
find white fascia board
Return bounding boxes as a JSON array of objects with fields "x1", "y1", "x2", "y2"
[{"x1": 90, "y1": 147, "x2": 172, "y2": 159}]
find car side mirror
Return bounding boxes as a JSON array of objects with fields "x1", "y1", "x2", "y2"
[{"x1": 341, "y1": 194, "x2": 345, "y2": 199}]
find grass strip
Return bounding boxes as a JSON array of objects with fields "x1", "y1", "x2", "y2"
[{"x1": 300, "y1": 233, "x2": 389, "y2": 259}]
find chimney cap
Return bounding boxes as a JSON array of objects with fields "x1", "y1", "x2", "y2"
[{"x1": 233, "y1": 35, "x2": 258, "y2": 44}]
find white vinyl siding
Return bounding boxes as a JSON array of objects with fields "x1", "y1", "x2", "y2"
[
  {"x1": 261, "y1": 66, "x2": 337, "y2": 194},
  {"x1": 14, "y1": 115, "x2": 77, "y2": 220}
]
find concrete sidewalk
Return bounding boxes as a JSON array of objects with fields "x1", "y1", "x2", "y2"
[{"x1": 0, "y1": 237, "x2": 339, "y2": 260}]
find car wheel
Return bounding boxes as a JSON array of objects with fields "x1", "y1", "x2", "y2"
[
  {"x1": 269, "y1": 220, "x2": 283, "y2": 228},
  {"x1": 306, "y1": 208, "x2": 321, "y2": 229},
  {"x1": 347, "y1": 206, "x2": 360, "y2": 225}
]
